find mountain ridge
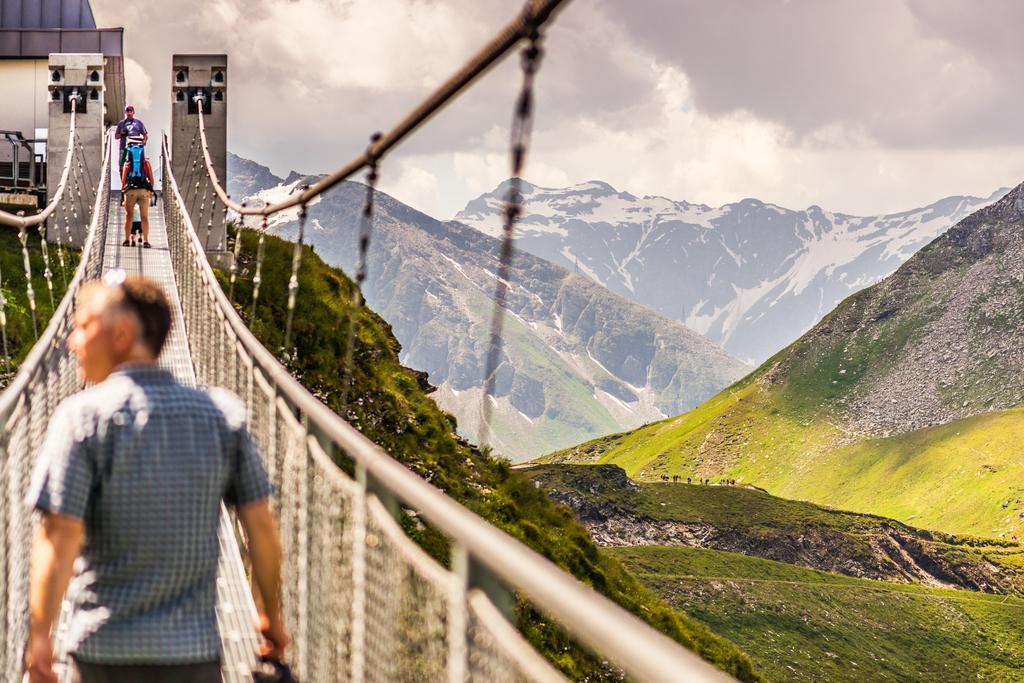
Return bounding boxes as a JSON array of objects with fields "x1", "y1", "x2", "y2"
[
  {"x1": 457, "y1": 179, "x2": 1008, "y2": 363},
  {"x1": 539, "y1": 181, "x2": 1024, "y2": 538}
]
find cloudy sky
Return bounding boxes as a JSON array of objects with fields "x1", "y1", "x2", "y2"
[{"x1": 93, "y1": 0, "x2": 1024, "y2": 219}]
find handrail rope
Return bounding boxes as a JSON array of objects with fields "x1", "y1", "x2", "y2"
[
  {"x1": 191, "y1": 0, "x2": 568, "y2": 219},
  {"x1": 161, "y1": 133, "x2": 734, "y2": 683},
  {"x1": 0, "y1": 99, "x2": 79, "y2": 228},
  {"x1": 0, "y1": 129, "x2": 112, "y2": 420}
]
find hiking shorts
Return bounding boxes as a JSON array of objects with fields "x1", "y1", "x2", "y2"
[
  {"x1": 124, "y1": 189, "x2": 149, "y2": 218},
  {"x1": 69, "y1": 658, "x2": 221, "y2": 683}
]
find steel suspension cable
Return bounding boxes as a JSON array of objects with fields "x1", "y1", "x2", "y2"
[
  {"x1": 228, "y1": 208, "x2": 247, "y2": 300},
  {"x1": 340, "y1": 142, "x2": 381, "y2": 409},
  {"x1": 478, "y1": 25, "x2": 543, "y2": 445},
  {"x1": 190, "y1": 0, "x2": 568, "y2": 221},
  {"x1": 281, "y1": 200, "x2": 309, "y2": 357},
  {"x1": 0, "y1": 262, "x2": 9, "y2": 373}
]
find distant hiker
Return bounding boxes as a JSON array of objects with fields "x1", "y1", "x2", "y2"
[
  {"x1": 660, "y1": 474, "x2": 669, "y2": 482},
  {"x1": 121, "y1": 138, "x2": 154, "y2": 248},
  {"x1": 115, "y1": 104, "x2": 148, "y2": 168},
  {"x1": 25, "y1": 273, "x2": 288, "y2": 682},
  {"x1": 128, "y1": 203, "x2": 143, "y2": 246},
  {"x1": 686, "y1": 477, "x2": 691, "y2": 484}
]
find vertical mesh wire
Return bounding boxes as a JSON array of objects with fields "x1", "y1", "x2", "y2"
[
  {"x1": 3, "y1": 401, "x2": 29, "y2": 681},
  {"x1": 363, "y1": 497, "x2": 449, "y2": 683},
  {"x1": 274, "y1": 399, "x2": 310, "y2": 676},
  {"x1": 467, "y1": 590, "x2": 567, "y2": 683},
  {"x1": 305, "y1": 437, "x2": 356, "y2": 682},
  {"x1": 0, "y1": 131, "x2": 111, "y2": 673}
]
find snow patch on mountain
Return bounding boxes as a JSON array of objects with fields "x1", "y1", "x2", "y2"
[{"x1": 457, "y1": 181, "x2": 1009, "y2": 363}]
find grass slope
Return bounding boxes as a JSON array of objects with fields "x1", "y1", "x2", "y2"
[
  {"x1": 220, "y1": 226, "x2": 759, "y2": 680},
  {"x1": 525, "y1": 464, "x2": 1024, "y2": 593},
  {"x1": 610, "y1": 545, "x2": 1024, "y2": 682},
  {"x1": 0, "y1": 226, "x2": 79, "y2": 386},
  {"x1": 539, "y1": 379, "x2": 1024, "y2": 538}
]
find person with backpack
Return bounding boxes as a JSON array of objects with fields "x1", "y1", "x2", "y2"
[
  {"x1": 115, "y1": 104, "x2": 148, "y2": 169},
  {"x1": 121, "y1": 137, "x2": 154, "y2": 248}
]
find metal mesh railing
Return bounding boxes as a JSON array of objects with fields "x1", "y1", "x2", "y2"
[
  {"x1": 0, "y1": 130, "x2": 112, "y2": 679},
  {"x1": 162, "y1": 133, "x2": 732, "y2": 681}
]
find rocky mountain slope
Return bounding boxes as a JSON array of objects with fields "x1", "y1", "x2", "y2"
[
  {"x1": 226, "y1": 156, "x2": 749, "y2": 460},
  {"x1": 457, "y1": 180, "x2": 1006, "y2": 363},
  {"x1": 540, "y1": 182, "x2": 1024, "y2": 538}
]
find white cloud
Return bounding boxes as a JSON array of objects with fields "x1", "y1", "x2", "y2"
[
  {"x1": 378, "y1": 160, "x2": 441, "y2": 217},
  {"x1": 92, "y1": 0, "x2": 1024, "y2": 222},
  {"x1": 123, "y1": 58, "x2": 152, "y2": 111}
]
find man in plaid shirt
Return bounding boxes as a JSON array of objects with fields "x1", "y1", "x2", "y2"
[{"x1": 25, "y1": 273, "x2": 289, "y2": 682}]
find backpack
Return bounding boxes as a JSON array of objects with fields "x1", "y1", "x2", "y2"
[{"x1": 124, "y1": 144, "x2": 152, "y2": 191}]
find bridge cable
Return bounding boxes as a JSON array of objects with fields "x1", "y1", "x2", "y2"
[
  {"x1": 339, "y1": 134, "x2": 382, "y2": 410},
  {"x1": 36, "y1": 223, "x2": 55, "y2": 311},
  {"x1": 281, "y1": 197, "x2": 309, "y2": 358},
  {"x1": 16, "y1": 225, "x2": 39, "y2": 340},
  {"x1": 75, "y1": 136, "x2": 95, "y2": 194},
  {"x1": 219, "y1": 197, "x2": 230, "y2": 251},
  {"x1": 228, "y1": 207, "x2": 247, "y2": 300},
  {"x1": 250, "y1": 216, "x2": 269, "y2": 320},
  {"x1": 478, "y1": 22, "x2": 544, "y2": 445},
  {"x1": 0, "y1": 261, "x2": 9, "y2": 373}
]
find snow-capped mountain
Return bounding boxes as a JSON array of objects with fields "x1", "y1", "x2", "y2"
[{"x1": 456, "y1": 181, "x2": 1008, "y2": 363}]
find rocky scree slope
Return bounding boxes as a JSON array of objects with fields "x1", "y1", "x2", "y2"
[
  {"x1": 525, "y1": 464, "x2": 1024, "y2": 594},
  {"x1": 539, "y1": 182, "x2": 1024, "y2": 537},
  {"x1": 226, "y1": 155, "x2": 749, "y2": 461},
  {"x1": 778, "y1": 181, "x2": 1024, "y2": 436},
  {"x1": 458, "y1": 180, "x2": 1006, "y2": 364}
]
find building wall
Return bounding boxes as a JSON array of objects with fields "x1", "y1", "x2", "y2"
[{"x1": 0, "y1": 58, "x2": 51, "y2": 146}]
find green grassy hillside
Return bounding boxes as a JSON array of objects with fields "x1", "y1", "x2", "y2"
[
  {"x1": 611, "y1": 545, "x2": 1024, "y2": 682},
  {"x1": 525, "y1": 464, "x2": 1024, "y2": 594},
  {"x1": 0, "y1": 226, "x2": 78, "y2": 386},
  {"x1": 219, "y1": 226, "x2": 759, "y2": 680},
  {"x1": 540, "y1": 384, "x2": 1024, "y2": 538},
  {"x1": 539, "y1": 184, "x2": 1024, "y2": 539}
]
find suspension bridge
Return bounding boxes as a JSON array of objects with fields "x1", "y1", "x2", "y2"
[{"x1": 0, "y1": 2, "x2": 733, "y2": 681}]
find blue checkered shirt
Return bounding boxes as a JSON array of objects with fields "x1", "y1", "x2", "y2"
[{"x1": 28, "y1": 366, "x2": 271, "y2": 664}]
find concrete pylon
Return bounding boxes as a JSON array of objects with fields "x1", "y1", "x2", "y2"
[
  {"x1": 47, "y1": 53, "x2": 104, "y2": 247},
  {"x1": 171, "y1": 54, "x2": 229, "y2": 261}
]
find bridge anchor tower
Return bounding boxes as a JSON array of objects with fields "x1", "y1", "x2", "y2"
[
  {"x1": 47, "y1": 53, "x2": 105, "y2": 246},
  {"x1": 171, "y1": 53, "x2": 230, "y2": 264}
]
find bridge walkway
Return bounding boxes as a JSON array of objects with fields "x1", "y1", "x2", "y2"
[{"x1": 52, "y1": 192, "x2": 261, "y2": 681}]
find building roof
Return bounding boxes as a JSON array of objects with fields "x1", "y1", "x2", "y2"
[
  {"x1": 0, "y1": 0, "x2": 97, "y2": 29},
  {"x1": 0, "y1": 0, "x2": 121, "y2": 62}
]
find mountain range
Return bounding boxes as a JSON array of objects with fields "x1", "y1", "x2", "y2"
[
  {"x1": 227, "y1": 154, "x2": 749, "y2": 460},
  {"x1": 541, "y1": 181, "x2": 1024, "y2": 539},
  {"x1": 457, "y1": 181, "x2": 1007, "y2": 363}
]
